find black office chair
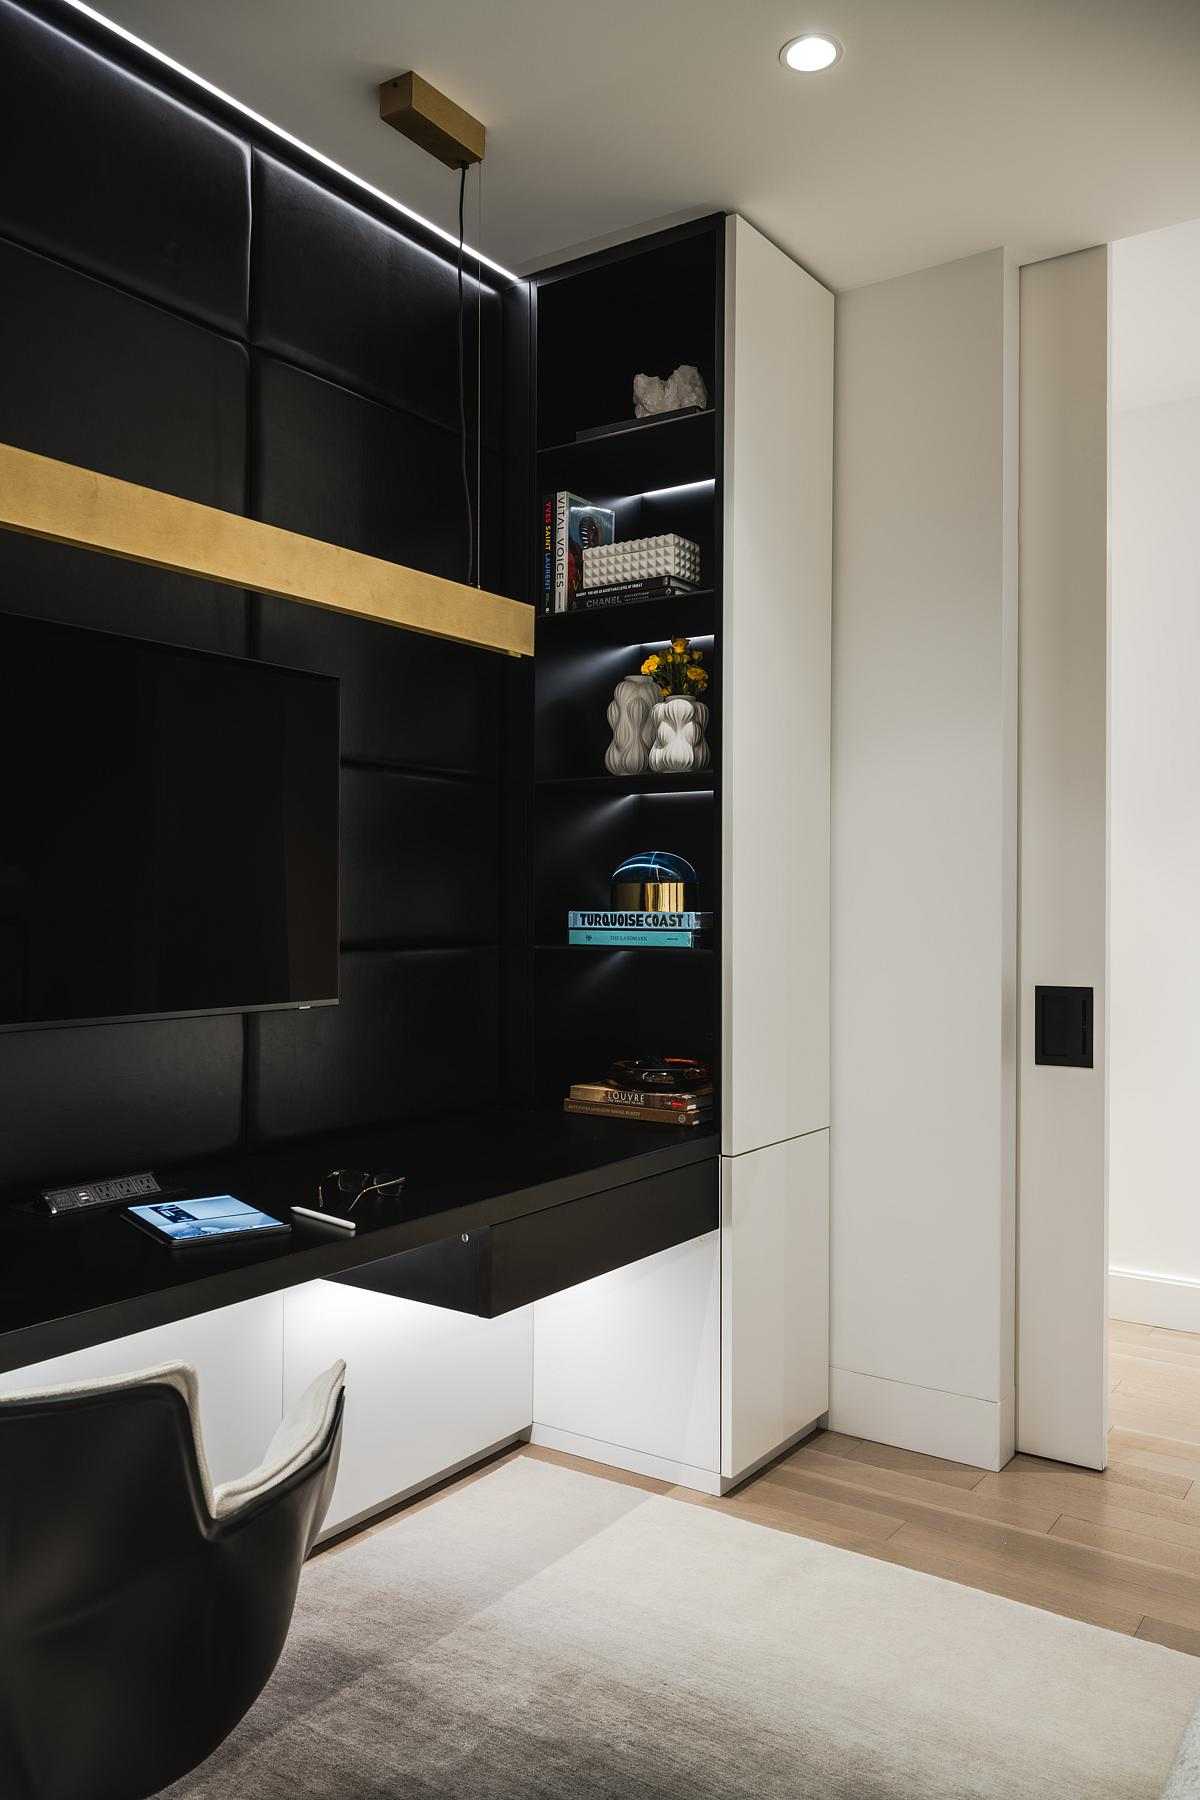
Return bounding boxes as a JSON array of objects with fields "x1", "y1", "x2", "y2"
[{"x1": 0, "y1": 1356, "x2": 345, "y2": 1800}]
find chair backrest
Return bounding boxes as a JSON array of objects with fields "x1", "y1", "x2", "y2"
[{"x1": 0, "y1": 1363, "x2": 343, "y2": 1800}]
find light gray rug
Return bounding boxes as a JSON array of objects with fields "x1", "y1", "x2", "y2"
[{"x1": 164, "y1": 1455, "x2": 1200, "y2": 1799}]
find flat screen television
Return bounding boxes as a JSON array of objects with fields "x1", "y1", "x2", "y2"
[{"x1": 0, "y1": 612, "x2": 340, "y2": 1030}]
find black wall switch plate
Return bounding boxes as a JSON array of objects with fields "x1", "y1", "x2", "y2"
[{"x1": 1035, "y1": 986, "x2": 1094, "y2": 1068}]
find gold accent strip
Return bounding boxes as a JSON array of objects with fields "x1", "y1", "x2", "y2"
[{"x1": 0, "y1": 442, "x2": 533, "y2": 659}]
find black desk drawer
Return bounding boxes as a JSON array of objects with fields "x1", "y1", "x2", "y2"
[{"x1": 334, "y1": 1155, "x2": 718, "y2": 1317}]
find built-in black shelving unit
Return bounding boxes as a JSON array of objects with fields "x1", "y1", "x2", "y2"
[{"x1": 518, "y1": 216, "x2": 726, "y2": 1110}]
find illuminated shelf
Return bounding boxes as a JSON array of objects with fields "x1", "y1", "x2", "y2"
[{"x1": 535, "y1": 773, "x2": 714, "y2": 796}]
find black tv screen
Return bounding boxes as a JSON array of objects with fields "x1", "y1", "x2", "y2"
[{"x1": 0, "y1": 613, "x2": 339, "y2": 1030}]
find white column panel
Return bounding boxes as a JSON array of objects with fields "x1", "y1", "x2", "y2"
[
  {"x1": 1017, "y1": 246, "x2": 1110, "y2": 1469},
  {"x1": 532, "y1": 1233, "x2": 720, "y2": 1488},
  {"x1": 283, "y1": 1281, "x2": 533, "y2": 1533},
  {"x1": 0, "y1": 1294, "x2": 285, "y2": 1487},
  {"x1": 831, "y1": 247, "x2": 1017, "y2": 1467},
  {"x1": 722, "y1": 214, "x2": 833, "y2": 1156},
  {"x1": 721, "y1": 1133, "x2": 829, "y2": 1483}
]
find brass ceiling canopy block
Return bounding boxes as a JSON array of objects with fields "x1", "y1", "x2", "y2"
[
  {"x1": 0, "y1": 442, "x2": 532, "y2": 658},
  {"x1": 379, "y1": 73, "x2": 485, "y2": 169}
]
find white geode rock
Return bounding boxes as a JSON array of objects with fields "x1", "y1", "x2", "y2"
[{"x1": 632, "y1": 364, "x2": 708, "y2": 418}]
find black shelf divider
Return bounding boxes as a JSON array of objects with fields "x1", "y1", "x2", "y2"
[
  {"x1": 535, "y1": 944, "x2": 715, "y2": 958},
  {"x1": 537, "y1": 410, "x2": 716, "y2": 497},
  {"x1": 535, "y1": 773, "x2": 715, "y2": 796},
  {"x1": 537, "y1": 590, "x2": 716, "y2": 650}
]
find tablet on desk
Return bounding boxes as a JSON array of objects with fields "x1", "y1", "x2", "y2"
[{"x1": 125, "y1": 1195, "x2": 290, "y2": 1249}]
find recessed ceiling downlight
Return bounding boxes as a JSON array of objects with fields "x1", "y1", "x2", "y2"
[{"x1": 780, "y1": 33, "x2": 843, "y2": 72}]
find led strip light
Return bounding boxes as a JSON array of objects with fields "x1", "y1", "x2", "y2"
[{"x1": 56, "y1": 0, "x2": 521, "y2": 286}]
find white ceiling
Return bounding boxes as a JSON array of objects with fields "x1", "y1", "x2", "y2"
[
  {"x1": 1113, "y1": 218, "x2": 1200, "y2": 414},
  {"x1": 81, "y1": 0, "x2": 1200, "y2": 293}
]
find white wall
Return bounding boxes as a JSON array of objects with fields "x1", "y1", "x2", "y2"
[
  {"x1": 1109, "y1": 392, "x2": 1200, "y2": 1330},
  {"x1": 830, "y1": 247, "x2": 1018, "y2": 1469}
]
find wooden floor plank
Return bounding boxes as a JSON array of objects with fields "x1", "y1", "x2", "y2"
[
  {"x1": 667, "y1": 1483, "x2": 905, "y2": 1550},
  {"x1": 1110, "y1": 1320, "x2": 1164, "y2": 1345},
  {"x1": 1112, "y1": 1341, "x2": 1200, "y2": 1374},
  {"x1": 973, "y1": 1467, "x2": 1200, "y2": 1531},
  {"x1": 1111, "y1": 1427, "x2": 1200, "y2": 1468},
  {"x1": 803, "y1": 1431, "x2": 865, "y2": 1459},
  {"x1": 1047, "y1": 1499, "x2": 1200, "y2": 1556},
  {"x1": 1112, "y1": 1359, "x2": 1200, "y2": 1406},
  {"x1": 1138, "y1": 1616, "x2": 1200, "y2": 1656},
  {"x1": 876, "y1": 1527, "x2": 1144, "y2": 1635},
  {"x1": 769, "y1": 1447, "x2": 1063, "y2": 1532},
  {"x1": 770, "y1": 1463, "x2": 1200, "y2": 1632},
  {"x1": 837, "y1": 1438, "x2": 987, "y2": 1490},
  {"x1": 1152, "y1": 1325, "x2": 1200, "y2": 1350},
  {"x1": 1111, "y1": 1393, "x2": 1200, "y2": 1448},
  {"x1": 520, "y1": 1442, "x2": 674, "y2": 1495},
  {"x1": 1051, "y1": 1513, "x2": 1200, "y2": 1578}
]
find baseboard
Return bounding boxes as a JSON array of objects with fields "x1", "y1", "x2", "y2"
[
  {"x1": 1110, "y1": 1267, "x2": 1200, "y2": 1334},
  {"x1": 315, "y1": 1427, "x2": 532, "y2": 1544},
  {"x1": 529, "y1": 1423, "x2": 722, "y2": 1495},
  {"x1": 720, "y1": 1415, "x2": 828, "y2": 1493},
  {"x1": 830, "y1": 1366, "x2": 1010, "y2": 1471}
]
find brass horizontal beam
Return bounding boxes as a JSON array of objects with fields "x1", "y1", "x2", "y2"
[{"x1": 0, "y1": 442, "x2": 533, "y2": 659}]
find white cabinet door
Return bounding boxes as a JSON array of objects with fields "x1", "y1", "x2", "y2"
[
  {"x1": 532, "y1": 1232, "x2": 721, "y2": 1482},
  {"x1": 1017, "y1": 247, "x2": 1109, "y2": 1469},
  {"x1": 283, "y1": 1281, "x2": 533, "y2": 1533},
  {"x1": 722, "y1": 1133, "x2": 829, "y2": 1482},
  {"x1": 0, "y1": 1294, "x2": 285, "y2": 1488},
  {"x1": 722, "y1": 214, "x2": 833, "y2": 1157}
]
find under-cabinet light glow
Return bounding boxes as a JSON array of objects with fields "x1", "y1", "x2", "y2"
[
  {"x1": 780, "y1": 33, "x2": 843, "y2": 72},
  {"x1": 56, "y1": 0, "x2": 518, "y2": 286},
  {"x1": 643, "y1": 635, "x2": 716, "y2": 649},
  {"x1": 639, "y1": 480, "x2": 717, "y2": 502}
]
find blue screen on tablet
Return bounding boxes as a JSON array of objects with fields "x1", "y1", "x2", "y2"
[{"x1": 128, "y1": 1195, "x2": 284, "y2": 1242}]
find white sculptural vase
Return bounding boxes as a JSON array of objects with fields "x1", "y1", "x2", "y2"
[
  {"x1": 605, "y1": 675, "x2": 660, "y2": 775},
  {"x1": 648, "y1": 695, "x2": 711, "y2": 775}
]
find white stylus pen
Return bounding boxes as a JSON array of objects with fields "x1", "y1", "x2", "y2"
[{"x1": 290, "y1": 1205, "x2": 356, "y2": 1233}]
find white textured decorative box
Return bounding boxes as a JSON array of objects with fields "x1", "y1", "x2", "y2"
[{"x1": 581, "y1": 534, "x2": 701, "y2": 590}]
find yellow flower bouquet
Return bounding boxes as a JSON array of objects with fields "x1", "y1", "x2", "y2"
[{"x1": 640, "y1": 637, "x2": 709, "y2": 699}]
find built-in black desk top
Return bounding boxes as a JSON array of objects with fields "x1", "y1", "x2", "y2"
[{"x1": 0, "y1": 1109, "x2": 719, "y2": 1375}]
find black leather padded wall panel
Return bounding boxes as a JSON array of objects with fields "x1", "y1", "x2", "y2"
[
  {"x1": 0, "y1": 1017, "x2": 244, "y2": 1186},
  {"x1": 340, "y1": 767, "x2": 499, "y2": 948},
  {"x1": 0, "y1": 1, "x2": 250, "y2": 334},
  {"x1": 256, "y1": 599, "x2": 501, "y2": 771},
  {"x1": 0, "y1": 1, "x2": 510, "y2": 1189},
  {"x1": 250, "y1": 950, "x2": 500, "y2": 1141},
  {"x1": 253, "y1": 356, "x2": 470, "y2": 580},
  {"x1": 0, "y1": 238, "x2": 248, "y2": 505},
  {"x1": 253, "y1": 154, "x2": 500, "y2": 443},
  {"x1": 0, "y1": 235, "x2": 249, "y2": 654},
  {"x1": 0, "y1": 538, "x2": 249, "y2": 657}
]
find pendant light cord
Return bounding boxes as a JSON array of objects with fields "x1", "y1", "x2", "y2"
[{"x1": 456, "y1": 163, "x2": 475, "y2": 587}]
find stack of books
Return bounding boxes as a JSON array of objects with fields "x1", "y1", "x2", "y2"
[
  {"x1": 564, "y1": 1077, "x2": 714, "y2": 1128},
  {"x1": 569, "y1": 573, "x2": 700, "y2": 612},
  {"x1": 567, "y1": 909, "x2": 712, "y2": 949}
]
